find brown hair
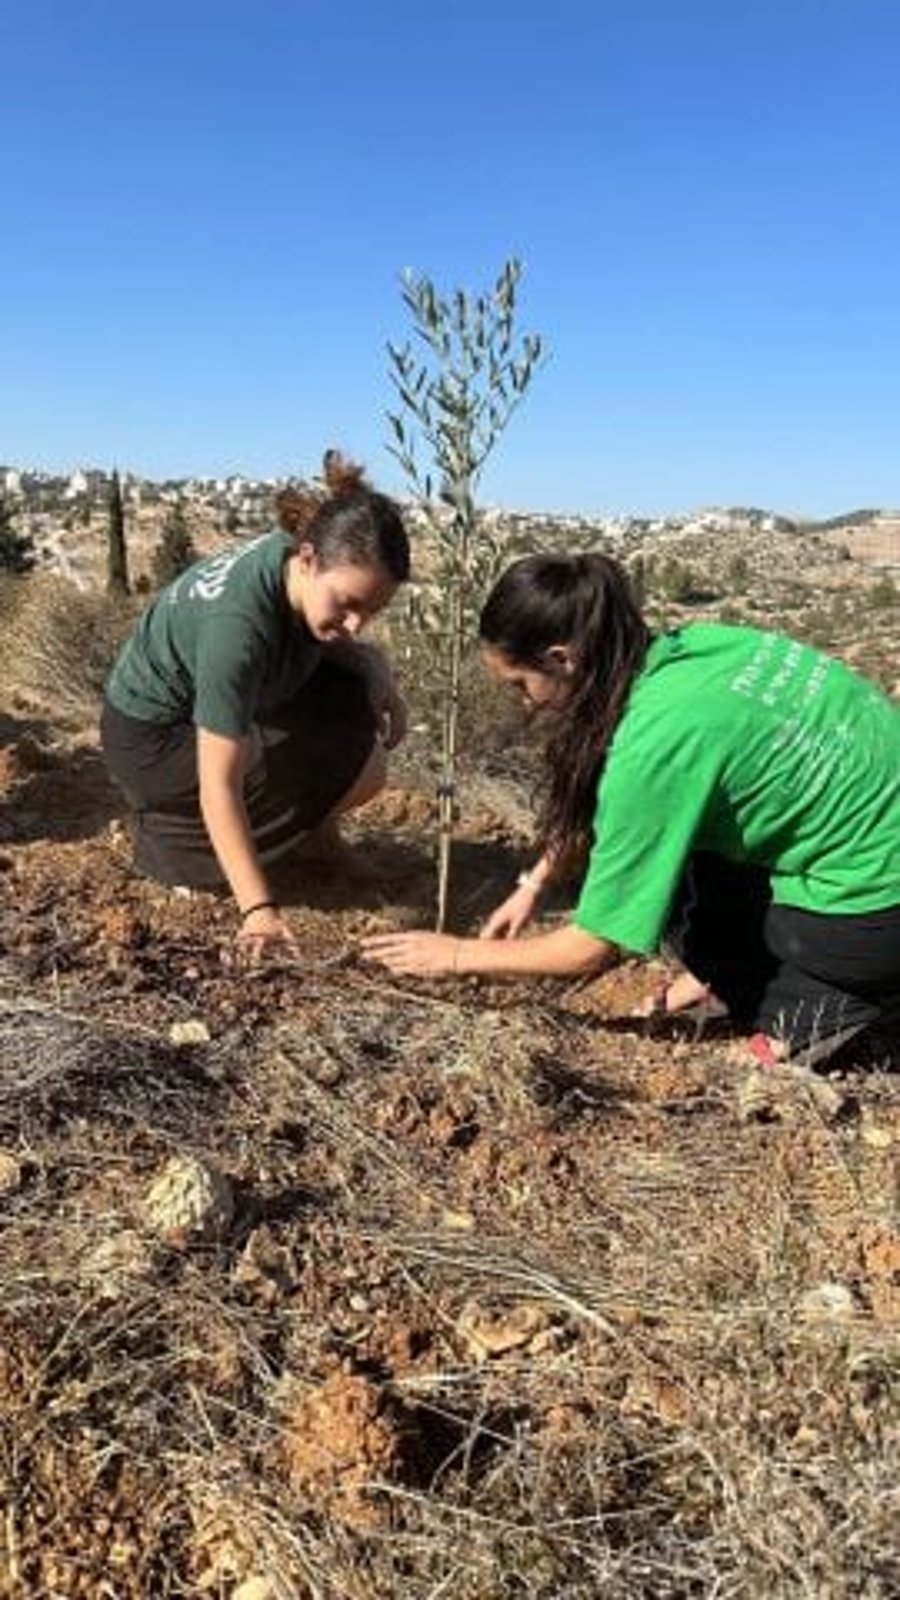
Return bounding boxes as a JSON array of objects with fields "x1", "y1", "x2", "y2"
[
  {"x1": 479, "y1": 552, "x2": 650, "y2": 869},
  {"x1": 275, "y1": 450, "x2": 410, "y2": 581}
]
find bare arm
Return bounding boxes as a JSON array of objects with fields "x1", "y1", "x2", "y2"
[
  {"x1": 197, "y1": 728, "x2": 296, "y2": 952},
  {"x1": 363, "y1": 920, "x2": 618, "y2": 981},
  {"x1": 481, "y1": 849, "x2": 559, "y2": 939}
]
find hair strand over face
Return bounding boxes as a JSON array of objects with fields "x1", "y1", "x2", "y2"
[{"x1": 479, "y1": 552, "x2": 649, "y2": 868}]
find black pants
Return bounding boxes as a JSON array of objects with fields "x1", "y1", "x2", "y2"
[
  {"x1": 665, "y1": 854, "x2": 900, "y2": 1050},
  {"x1": 101, "y1": 661, "x2": 376, "y2": 887}
]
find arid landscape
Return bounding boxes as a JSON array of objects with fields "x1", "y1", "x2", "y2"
[{"x1": 0, "y1": 507, "x2": 898, "y2": 1598}]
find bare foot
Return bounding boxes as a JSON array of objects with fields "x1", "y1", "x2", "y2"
[{"x1": 632, "y1": 971, "x2": 727, "y2": 1020}]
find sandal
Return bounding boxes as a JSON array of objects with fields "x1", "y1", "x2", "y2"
[{"x1": 633, "y1": 978, "x2": 728, "y2": 1024}]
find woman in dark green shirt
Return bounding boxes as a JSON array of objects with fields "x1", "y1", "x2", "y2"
[
  {"x1": 102, "y1": 453, "x2": 410, "y2": 959},
  {"x1": 366, "y1": 552, "x2": 900, "y2": 1067}
]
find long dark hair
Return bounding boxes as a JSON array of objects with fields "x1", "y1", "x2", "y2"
[
  {"x1": 275, "y1": 450, "x2": 410, "y2": 582},
  {"x1": 479, "y1": 552, "x2": 650, "y2": 868}
]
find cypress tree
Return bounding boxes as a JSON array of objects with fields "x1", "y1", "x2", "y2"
[{"x1": 106, "y1": 469, "x2": 130, "y2": 597}]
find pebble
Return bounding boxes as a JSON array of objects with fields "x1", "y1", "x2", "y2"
[
  {"x1": 797, "y1": 1281, "x2": 855, "y2": 1321},
  {"x1": 0, "y1": 1152, "x2": 23, "y2": 1195},
  {"x1": 169, "y1": 1018, "x2": 211, "y2": 1046}
]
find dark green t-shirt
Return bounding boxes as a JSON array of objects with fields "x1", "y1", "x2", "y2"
[
  {"x1": 106, "y1": 531, "x2": 321, "y2": 737},
  {"x1": 574, "y1": 624, "x2": 900, "y2": 953}
]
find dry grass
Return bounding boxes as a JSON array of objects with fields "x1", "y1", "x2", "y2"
[
  {"x1": 1, "y1": 521, "x2": 898, "y2": 1594},
  {"x1": 1, "y1": 973, "x2": 897, "y2": 1597},
  {"x1": 0, "y1": 574, "x2": 134, "y2": 724}
]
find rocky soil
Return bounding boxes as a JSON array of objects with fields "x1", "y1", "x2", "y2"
[
  {"x1": 0, "y1": 702, "x2": 898, "y2": 1597},
  {"x1": 0, "y1": 513, "x2": 898, "y2": 1596}
]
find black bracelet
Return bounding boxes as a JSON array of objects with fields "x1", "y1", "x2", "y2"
[{"x1": 240, "y1": 900, "x2": 277, "y2": 921}]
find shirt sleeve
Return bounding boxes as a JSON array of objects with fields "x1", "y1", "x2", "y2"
[
  {"x1": 193, "y1": 611, "x2": 270, "y2": 737},
  {"x1": 573, "y1": 727, "x2": 725, "y2": 954}
]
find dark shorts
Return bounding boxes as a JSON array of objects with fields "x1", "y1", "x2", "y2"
[
  {"x1": 101, "y1": 661, "x2": 377, "y2": 887},
  {"x1": 665, "y1": 853, "x2": 900, "y2": 1051}
]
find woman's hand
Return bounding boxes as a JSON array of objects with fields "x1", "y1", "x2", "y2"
[
  {"x1": 364, "y1": 921, "x2": 618, "y2": 981},
  {"x1": 232, "y1": 904, "x2": 299, "y2": 965},
  {"x1": 480, "y1": 882, "x2": 540, "y2": 940},
  {"x1": 362, "y1": 930, "x2": 460, "y2": 977}
]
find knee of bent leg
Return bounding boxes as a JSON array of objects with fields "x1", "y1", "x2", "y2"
[{"x1": 346, "y1": 740, "x2": 388, "y2": 810}]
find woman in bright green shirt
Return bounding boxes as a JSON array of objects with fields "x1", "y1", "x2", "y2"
[{"x1": 366, "y1": 552, "x2": 900, "y2": 1066}]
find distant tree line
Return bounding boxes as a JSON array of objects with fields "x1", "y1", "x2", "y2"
[{"x1": 806, "y1": 509, "x2": 878, "y2": 532}]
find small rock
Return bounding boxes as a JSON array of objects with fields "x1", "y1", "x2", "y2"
[
  {"x1": 440, "y1": 1207, "x2": 475, "y2": 1231},
  {"x1": 860, "y1": 1120, "x2": 894, "y2": 1151},
  {"x1": 170, "y1": 1019, "x2": 211, "y2": 1046},
  {"x1": 736, "y1": 1064, "x2": 847, "y2": 1123},
  {"x1": 622, "y1": 1373, "x2": 692, "y2": 1425},
  {"x1": 796, "y1": 1281, "x2": 855, "y2": 1321},
  {"x1": 232, "y1": 1578, "x2": 275, "y2": 1600},
  {"x1": 802, "y1": 1073, "x2": 847, "y2": 1121},
  {"x1": 0, "y1": 1152, "x2": 24, "y2": 1195},
  {"x1": 860, "y1": 1226, "x2": 900, "y2": 1279},
  {"x1": 232, "y1": 1225, "x2": 297, "y2": 1299},
  {"x1": 144, "y1": 1155, "x2": 234, "y2": 1242},
  {"x1": 736, "y1": 1070, "x2": 781, "y2": 1121},
  {"x1": 79, "y1": 1230, "x2": 155, "y2": 1297},
  {"x1": 458, "y1": 1300, "x2": 557, "y2": 1360}
]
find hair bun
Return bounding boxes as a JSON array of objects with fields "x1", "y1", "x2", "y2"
[{"x1": 322, "y1": 448, "x2": 367, "y2": 498}]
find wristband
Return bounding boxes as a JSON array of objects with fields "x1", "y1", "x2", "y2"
[
  {"x1": 240, "y1": 900, "x2": 277, "y2": 922},
  {"x1": 516, "y1": 870, "x2": 542, "y2": 893}
]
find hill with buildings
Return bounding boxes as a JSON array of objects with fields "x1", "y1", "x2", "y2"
[{"x1": 3, "y1": 462, "x2": 899, "y2": 591}]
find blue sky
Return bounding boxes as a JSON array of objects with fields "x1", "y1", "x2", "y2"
[{"x1": 2, "y1": 0, "x2": 898, "y2": 516}]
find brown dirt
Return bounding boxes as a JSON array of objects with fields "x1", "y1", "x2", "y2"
[{"x1": 0, "y1": 728, "x2": 898, "y2": 1597}]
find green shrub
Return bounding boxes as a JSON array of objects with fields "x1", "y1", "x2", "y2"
[
  {"x1": 0, "y1": 495, "x2": 36, "y2": 575},
  {"x1": 656, "y1": 558, "x2": 698, "y2": 603},
  {"x1": 725, "y1": 553, "x2": 750, "y2": 590},
  {"x1": 152, "y1": 500, "x2": 198, "y2": 589}
]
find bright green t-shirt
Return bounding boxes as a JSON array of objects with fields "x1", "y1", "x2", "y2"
[
  {"x1": 573, "y1": 624, "x2": 900, "y2": 954},
  {"x1": 106, "y1": 531, "x2": 321, "y2": 737}
]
